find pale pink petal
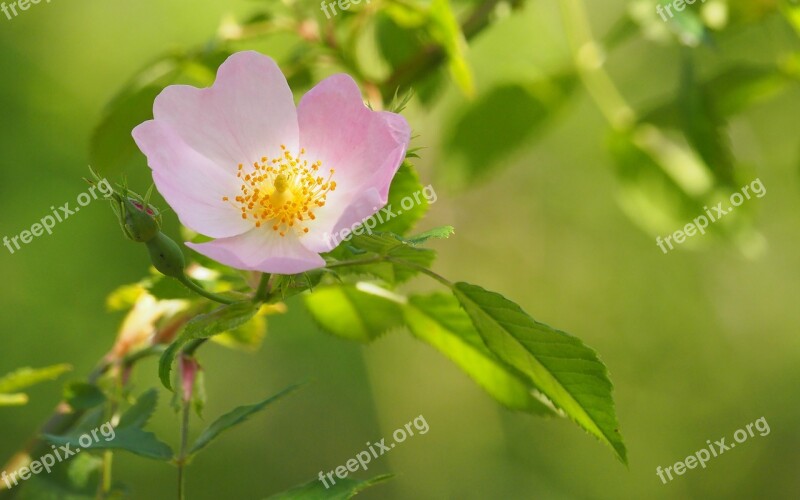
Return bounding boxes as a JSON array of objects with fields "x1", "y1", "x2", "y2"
[
  {"x1": 186, "y1": 228, "x2": 325, "y2": 274},
  {"x1": 132, "y1": 120, "x2": 252, "y2": 238},
  {"x1": 301, "y1": 188, "x2": 384, "y2": 253},
  {"x1": 295, "y1": 74, "x2": 410, "y2": 250},
  {"x1": 152, "y1": 51, "x2": 299, "y2": 170}
]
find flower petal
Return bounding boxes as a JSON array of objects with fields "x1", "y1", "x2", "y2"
[
  {"x1": 152, "y1": 51, "x2": 299, "y2": 170},
  {"x1": 186, "y1": 229, "x2": 325, "y2": 274},
  {"x1": 132, "y1": 120, "x2": 252, "y2": 238},
  {"x1": 300, "y1": 187, "x2": 384, "y2": 253},
  {"x1": 296, "y1": 74, "x2": 411, "y2": 251}
]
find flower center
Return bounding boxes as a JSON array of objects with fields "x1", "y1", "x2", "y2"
[{"x1": 222, "y1": 145, "x2": 336, "y2": 237}]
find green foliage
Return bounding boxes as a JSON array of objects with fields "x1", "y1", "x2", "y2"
[
  {"x1": 212, "y1": 311, "x2": 268, "y2": 352},
  {"x1": 63, "y1": 383, "x2": 106, "y2": 411},
  {"x1": 90, "y1": 50, "x2": 231, "y2": 176},
  {"x1": 189, "y1": 383, "x2": 302, "y2": 456},
  {"x1": 90, "y1": 85, "x2": 163, "y2": 177},
  {"x1": 405, "y1": 225, "x2": 455, "y2": 245},
  {"x1": 0, "y1": 364, "x2": 71, "y2": 407},
  {"x1": 452, "y1": 282, "x2": 626, "y2": 462},
  {"x1": 370, "y1": 162, "x2": 430, "y2": 235},
  {"x1": 658, "y1": 0, "x2": 710, "y2": 46},
  {"x1": 328, "y1": 232, "x2": 437, "y2": 284},
  {"x1": 5, "y1": 0, "x2": 800, "y2": 495},
  {"x1": 266, "y1": 474, "x2": 393, "y2": 499},
  {"x1": 17, "y1": 453, "x2": 108, "y2": 500},
  {"x1": 159, "y1": 301, "x2": 261, "y2": 390},
  {"x1": 405, "y1": 294, "x2": 555, "y2": 415},
  {"x1": 304, "y1": 284, "x2": 405, "y2": 342},
  {"x1": 427, "y1": 0, "x2": 475, "y2": 97},
  {"x1": 117, "y1": 389, "x2": 158, "y2": 429},
  {"x1": 45, "y1": 390, "x2": 174, "y2": 461},
  {"x1": 382, "y1": 0, "x2": 474, "y2": 96},
  {"x1": 442, "y1": 77, "x2": 577, "y2": 187}
]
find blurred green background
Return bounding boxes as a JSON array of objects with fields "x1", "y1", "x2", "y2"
[{"x1": 1, "y1": 0, "x2": 799, "y2": 498}]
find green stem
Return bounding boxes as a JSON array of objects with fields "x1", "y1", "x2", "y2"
[
  {"x1": 0, "y1": 345, "x2": 167, "y2": 500},
  {"x1": 253, "y1": 273, "x2": 272, "y2": 302},
  {"x1": 326, "y1": 256, "x2": 454, "y2": 288},
  {"x1": 558, "y1": 0, "x2": 635, "y2": 130},
  {"x1": 176, "y1": 275, "x2": 238, "y2": 305},
  {"x1": 182, "y1": 339, "x2": 207, "y2": 357},
  {"x1": 325, "y1": 257, "x2": 385, "y2": 269},
  {"x1": 101, "y1": 451, "x2": 113, "y2": 496},
  {"x1": 386, "y1": 257, "x2": 455, "y2": 288},
  {"x1": 177, "y1": 361, "x2": 192, "y2": 500}
]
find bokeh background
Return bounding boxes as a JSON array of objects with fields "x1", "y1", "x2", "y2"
[{"x1": 1, "y1": 0, "x2": 799, "y2": 498}]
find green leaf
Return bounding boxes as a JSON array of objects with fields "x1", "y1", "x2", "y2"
[
  {"x1": 44, "y1": 427, "x2": 173, "y2": 462},
  {"x1": 90, "y1": 49, "x2": 232, "y2": 177},
  {"x1": 452, "y1": 282, "x2": 626, "y2": 462},
  {"x1": 0, "y1": 364, "x2": 72, "y2": 393},
  {"x1": 304, "y1": 284, "x2": 405, "y2": 342},
  {"x1": 146, "y1": 273, "x2": 194, "y2": 301},
  {"x1": 212, "y1": 313, "x2": 267, "y2": 352},
  {"x1": 44, "y1": 390, "x2": 173, "y2": 461},
  {"x1": 328, "y1": 233, "x2": 437, "y2": 284},
  {"x1": 189, "y1": 383, "x2": 302, "y2": 456},
  {"x1": 442, "y1": 77, "x2": 577, "y2": 187},
  {"x1": 64, "y1": 383, "x2": 106, "y2": 411},
  {"x1": 159, "y1": 302, "x2": 259, "y2": 390},
  {"x1": 656, "y1": 0, "x2": 710, "y2": 46},
  {"x1": 371, "y1": 162, "x2": 430, "y2": 236},
  {"x1": 677, "y1": 54, "x2": 734, "y2": 184},
  {"x1": 266, "y1": 474, "x2": 393, "y2": 500},
  {"x1": 375, "y1": 12, "x2": 425, "y2": 68},
  {"x1": 405, "y1": 294, "x2": 555, "y2": 415},
  {"x1": 428, "y1": 0, "x2": 474, "y2": 96},
  {"x1": 643, "y1": 65, "x2": 798, "y2": 126},
  {"x1": 117, "y1": 388, "x2": 158, "y2": 429},
  {"x1": 608, "y1": 126, "x2": 760, "y2": 253},
  {"x1": 90, "y1": 85, "x2": 162, "y2": 176},
  {"x1": 17, "y1": 452, "x2": 105, "y2": 499},
  {"x1": 406, "y1": 226, "x2": 455, "y2": 245},
  {"x1": 272, "y1": 270, "x2": 325, "y2": 301}
]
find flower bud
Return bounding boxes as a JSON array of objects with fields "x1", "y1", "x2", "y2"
[
  {"x1": 146, "y1": 232, "x2": 186, "y2": 278},
  {"x1": 121, "y1": 197, "x2": 162, "y2": 243}
]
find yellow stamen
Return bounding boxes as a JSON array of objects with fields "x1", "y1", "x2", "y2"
[{"x1": 223, "y1": 145, "x2": 334, "y2": 237}]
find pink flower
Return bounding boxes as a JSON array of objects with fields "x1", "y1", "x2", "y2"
[{"x1": 133, "y1": 51, "x2": 410, "y2": 274}]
